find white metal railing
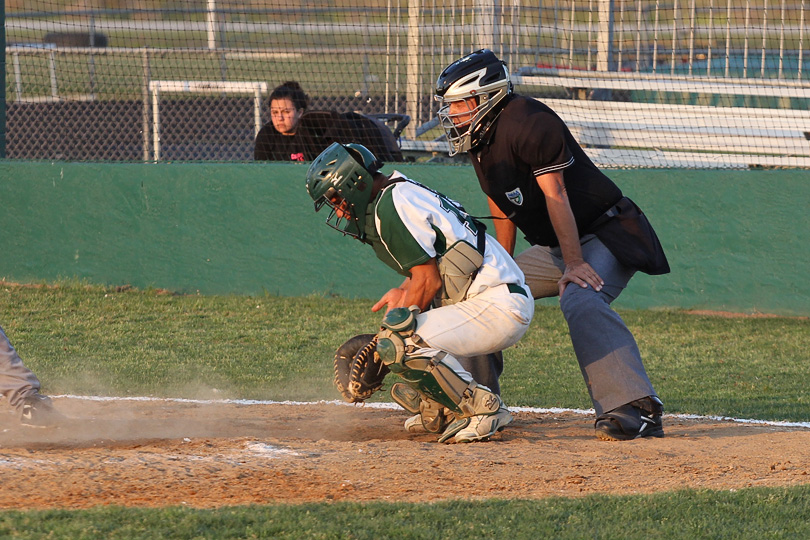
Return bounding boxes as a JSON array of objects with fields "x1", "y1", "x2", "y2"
[
  {"x1": 513, "y1": 69, "x2": 810, "y2": 99},
  {"x1": 147, "y1": 80, "x2": 267, "y2": 162}
]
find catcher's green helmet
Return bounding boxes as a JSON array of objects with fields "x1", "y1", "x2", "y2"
[{"x1": 306, "y1": 142, "x2": 383, "y2": 239}]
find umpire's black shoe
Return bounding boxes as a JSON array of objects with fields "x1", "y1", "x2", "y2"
[{"x1": 594, "y1": 396, "x2": 664, "y2": 441}]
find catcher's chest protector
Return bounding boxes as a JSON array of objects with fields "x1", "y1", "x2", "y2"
[{"x1": 435, "y1": 240, "x2": 484, "y2": 306}]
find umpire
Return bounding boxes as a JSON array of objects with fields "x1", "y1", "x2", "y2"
[{"x1": 434, "y1": 49, "x2": 671, "y2": 441}]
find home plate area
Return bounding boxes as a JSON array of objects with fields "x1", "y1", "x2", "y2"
[{"x1": 1, "y1": 397, "x2": 808, "y2": 509}]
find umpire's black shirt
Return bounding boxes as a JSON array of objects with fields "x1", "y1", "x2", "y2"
[{"x1": 470, "y1": 95, "x2": 622, "y2": 248}]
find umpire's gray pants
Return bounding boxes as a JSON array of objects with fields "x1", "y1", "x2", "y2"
[
  {"x1": 515, "y1": 235, "x2": 659, "y2": 416},
  {"x1": 0, "y1": 325, "x2": 42, "y2": 409},
  {"x1": 458, "y1": 351, "x2": 503, "y2": 395}
]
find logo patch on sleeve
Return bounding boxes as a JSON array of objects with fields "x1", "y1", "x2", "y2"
[{"x1": 505, "y1": 187, "x2": 523, "y2": 206}]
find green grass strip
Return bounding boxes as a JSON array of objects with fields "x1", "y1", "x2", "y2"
[{"x1": 1, "y1": 485, "x2": 809, "y2": 539}]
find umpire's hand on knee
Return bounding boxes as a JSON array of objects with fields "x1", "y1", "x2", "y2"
[{"x1": 558, "y1": 260, "x2": 604, "y2": 297}]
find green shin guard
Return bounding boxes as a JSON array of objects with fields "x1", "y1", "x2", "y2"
[
  {"x1": 379, "y1": 338, "x2": 501, "y2": 418},
  {"x1": 376, "y1": 305, "x2": 502, "y2": 427},
  {"x1": 390, "y1": 382, "x2": 421, "y2": 414},
  {"x1": 418, "y1": 400, "x2": 450, "y2": 433},
  {"x1": 391, "y1": 383, "x2": 451, "y2": 433}
]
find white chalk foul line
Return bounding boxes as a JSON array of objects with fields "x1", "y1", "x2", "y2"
[{"x1": 52, "y1": 394, "x2": 810, "y2": 430}]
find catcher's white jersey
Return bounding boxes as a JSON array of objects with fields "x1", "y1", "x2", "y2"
[{"x1": 367, "y1": 171, "x2": 526, "y2": 300}]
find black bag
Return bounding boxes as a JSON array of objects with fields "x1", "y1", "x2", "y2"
[
  {"x1": 590, "y1": 197, "x2": 670, "y2": 275},
  {"x1": 296, "y1": 110, "x2": 405, "y2": 162},
  {"x1": 340, "y1": 112, "x2": 405, "y2": 162}
]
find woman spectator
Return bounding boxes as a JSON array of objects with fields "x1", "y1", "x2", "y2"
[
  {"x1": 254, "y1": 81, "x2": 310, "y2": 161},
  {"x1": 255, "y1": 80, "x2": 405, "y2": 162}
]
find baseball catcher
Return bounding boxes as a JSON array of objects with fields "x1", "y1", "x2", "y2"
[{"x1": 307, "y1": 142, "x2": 534, "y2": 443}]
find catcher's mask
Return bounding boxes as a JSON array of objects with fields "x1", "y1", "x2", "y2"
[
  {"x1": 435, "y1": 49, "x2": 512, "y2": 156},
  {"x1": 305, "y1": 142, "x2": 383, "y2": 239}
]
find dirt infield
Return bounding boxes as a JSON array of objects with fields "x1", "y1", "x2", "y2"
[{"x1": 1, "y1": 398, "x2": 809, "y2": 510}]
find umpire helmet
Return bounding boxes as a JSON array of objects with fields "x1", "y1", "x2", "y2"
[
  {"x1": 435, "y1": 49, "x2": 512, "y2": 156},
  {"x1": 306, "y1": 142, "x2": 383, "y2": 240}
]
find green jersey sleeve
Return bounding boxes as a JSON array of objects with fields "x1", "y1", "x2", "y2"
[{"x1": 371, "y1": 185, "x2": 433, "y2": 274}]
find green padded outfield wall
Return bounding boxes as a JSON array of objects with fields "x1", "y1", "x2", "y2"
[{"x1": 1, "y1": 161, "x2": 808, "y2": 316}]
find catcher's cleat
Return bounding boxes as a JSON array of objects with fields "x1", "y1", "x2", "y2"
[
  {"x1": 438, "y1": 405, "x2": 513, "y2": 443},
  {"x1": 594, "y1": 396, "x2": 664, "y2": 441},
  {"x1": 404, "y1": 414, "x2": 425, "y2": 432},
  {"x1": 19, "y1": 393, "x2": 65, "y2": 428}
]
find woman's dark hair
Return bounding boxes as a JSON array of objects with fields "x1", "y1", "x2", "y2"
[{"x1": 269, "y1": 81, "x2": 309, "y2": 111}]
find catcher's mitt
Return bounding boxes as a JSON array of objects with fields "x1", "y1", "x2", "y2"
[{"x1": 333, "y1": 333, "x2": 389, "y2": 403}]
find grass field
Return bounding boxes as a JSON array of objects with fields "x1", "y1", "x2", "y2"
[
  {"x1": 3, "y1": 280, "x2": 808, "y2": 421},
  {"x1": 1, "y1": 488, "x2": 809, "y2": 539},
  {"x1": 1, "y1": 280, "x2": 809, "y2": 538}
]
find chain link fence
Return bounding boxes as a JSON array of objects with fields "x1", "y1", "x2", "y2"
[{"x1": 4, "y1": 1, "x2": 810, "y2": 167}]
